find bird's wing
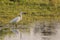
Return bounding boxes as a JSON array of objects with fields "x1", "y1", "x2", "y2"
[{"x1": 10, "y1": 17, "x2": 19, "y2": 23}]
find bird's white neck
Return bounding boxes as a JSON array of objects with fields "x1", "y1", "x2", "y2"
[
  {"x1": 19, "y1": 12, "x2": 23, "y2": 19},
  {"x1": 20, "y1": 13, "x2": 22, "y2": 19},
  {"x1": 20, "y1": 13, "x2": 22, "y2": 16}
]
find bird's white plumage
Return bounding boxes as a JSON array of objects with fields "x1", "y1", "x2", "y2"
[
  {"x1": 10, "y1": 16, "x2": 21, "y2": 23},
  {"x1": 10, "y1": 12, "x2": 23, "y2": 23}
]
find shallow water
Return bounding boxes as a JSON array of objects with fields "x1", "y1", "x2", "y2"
[
  {"x1": 4, "y1": 29, "x2": 21, "y2": 40},
  {"x1": 3, "y1": 28, "x2": 60, "y2": 40},
  {"x1": 1, "y1": 22, "x2": 60, "y2": 40}
]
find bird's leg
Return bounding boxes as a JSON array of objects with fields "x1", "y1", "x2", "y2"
[
  {"x1": 11, "y1": 23, "x2": 15, "y2": 29},
  {"x1": 15, "y1": 23, "x2": 18, "y2": 29}
]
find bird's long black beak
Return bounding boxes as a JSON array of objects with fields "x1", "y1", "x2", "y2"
[{"x1": 23, "y1": 12, "x2": 27, "y2": 14}]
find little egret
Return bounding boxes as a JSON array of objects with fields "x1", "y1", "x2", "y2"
[
  {"x1": 10, "y1": 12, "x2": 24, "y2": 23},
  {"x1": 10, "y1": 12, "x2": 26, "y2": 27}
]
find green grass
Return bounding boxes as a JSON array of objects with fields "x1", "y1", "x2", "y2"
[{"x1": 0, "y1": 0, "x2": 60, "y2": 25}]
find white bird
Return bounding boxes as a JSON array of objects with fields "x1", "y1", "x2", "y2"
[
  {"x1": 10, "y1": 12, "x2": 23, "y2": 23},
  {"x1": 9, "y1": 12, "x2": 26, "y2": 28}
]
